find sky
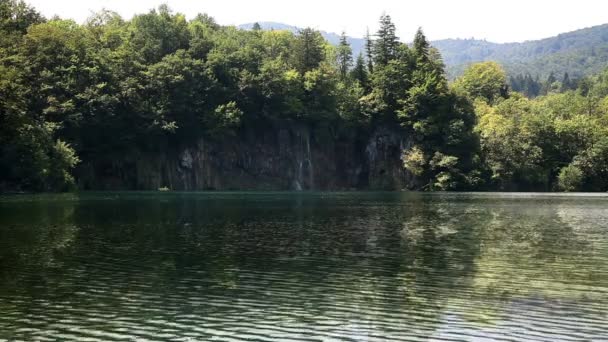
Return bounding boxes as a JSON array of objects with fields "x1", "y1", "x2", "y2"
[{"x1": 24, "y1": 0, "x2": 608, "y2": 43}]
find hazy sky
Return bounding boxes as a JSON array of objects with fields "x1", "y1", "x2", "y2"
[{"x1": 25, "y1": 0, "x2": 608, "y2": 43}]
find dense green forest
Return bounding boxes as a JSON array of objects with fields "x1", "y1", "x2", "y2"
[
  {"x1": 239, "y1": 21, "x2": 608, "y2": 85},
  {"x1": 1, "y1": 0, "x2": 608, "y2": 192}
]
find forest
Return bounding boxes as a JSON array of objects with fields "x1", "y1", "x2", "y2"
[
  {"x1": 433, "y1": 23, "x2": 608, "y2": 81},
  {"x1": 1, "y1": 0, "x2": 608, "y2": 192}
]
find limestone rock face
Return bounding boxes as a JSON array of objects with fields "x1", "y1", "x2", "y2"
[{"x1": 76, "y1": 122, "x2": 415, "y2": 191}]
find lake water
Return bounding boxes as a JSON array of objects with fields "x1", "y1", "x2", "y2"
[{"x1": 0, "y1": 192, "x2": 607, "y2": 341}]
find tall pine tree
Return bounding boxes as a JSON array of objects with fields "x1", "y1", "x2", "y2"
[
  {"x1": 561, "y1": 72, "x2": 573, "y2": 92},
  {"x1": 336, "y1": 31, "x2": 353, "y2": 80},
  {"x1": 365, "y1": 28, "x2": 374, "y2": 74},
  {"x1": 351, "y1": 53, "x2": 369, "y2": 90},
  {"x1": 373, "y1": 14, "x2": 398, "y2": 67},
  {"x1": 413, "y1": 27, "x2": 430, "y2": 65},
  {"x1": 294, "y1": 27, "x2": 325, "y2": 74}
]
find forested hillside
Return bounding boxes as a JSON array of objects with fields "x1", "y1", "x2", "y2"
[
  {"x1": 0, "y1": 1, "x2": 478, "y2": 192},
  {"x1": 1, "y1": 0, "x2": 608, "y2": 192},
  {"x1": 452, "y1": 62, "x2": 608, "y2": 191},
  {"x1": 241, "y1": 22, "x2": 608, "y2": 83},
  {"x1": 431, "y1": 24, "x2": 608, "y2": 80}
]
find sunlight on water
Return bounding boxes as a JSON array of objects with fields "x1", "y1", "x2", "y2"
[{"x1": 0, "y1": 192, "x2": 607, "y2": 341}]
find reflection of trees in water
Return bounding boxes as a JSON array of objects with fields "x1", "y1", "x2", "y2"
[
  {"x1": 472, "y1": 200, "x2": 606, "y2": 299},
  {"x1": 393, "y1": 196, "x2": 487, "y2": 327},
  {"x1": 0, "y1": 194, "x2": 80, "y2": 337},
  {"x1": 387, "y1": 195, "x2": 607, "y2": 328},
  {"x1": 0, "y1": 194, "x2": 79, "y2": 289},
  {"x1": 1, "y1": 193, "x2": 607, "y2": 339}
]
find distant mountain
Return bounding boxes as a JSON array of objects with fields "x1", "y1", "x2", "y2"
[
  {"x1": 239, "y1": 22, "x2": 608, "y2": 80},
  {"x1": 434, "y1": 24, "x2": 608, "y2": 79},
  {"x1": 238, "y1": 22, "x2": 299, "y2": 32}
]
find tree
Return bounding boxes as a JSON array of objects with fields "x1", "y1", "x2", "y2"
[
  {"x1": 557, "y1": 164, "x2": 583, "y2": 192},
  {"x1": 453, "y1": 62, "x2": 508, "y2": 103},
  {"x1": 561, "y1": 72, "x2": 573, "y2": 92},
  {"x1": 373, "y1": 14, "x2": 399, "y2": 66},
  {"x1": 473, "y1": 96, "x2": 545, "y2": 189},
  {"x1": 7, "y1": 1, "x2": 608, "y2": 193},
  {"x1": 365, "y1": 28, "x2": 374, "y2": 73},
  {"x1": 364, "y1": 43, "x2": 412, "y2": 121},
  {"x1": 403, "y1": 146, "x2": 426, "y2": 176},
  {"x1": 413, "y1": 27, "x2": 430, "y2": 65},
  {"x1": 0, "y1": 0, "x2": 44, "y2": 34},
  {"x1": 125, "y1": 5, "x2": 190, "y2": 64},
  {"x1": 145, "y1": 50, "x2": 218, "y2": 142},
  {"x1": 523, "y1": 74, "x2": 541, "y2": 97},
  {"x1": 336, "y1": 32, "x2": 353, "y2": 80},
  {"x1": 542, "y1": 72, "x2": 557, "y2": 95},
  {"x1": 192, "y1": 13, "x2": 219, "y2": 30},
  {"x1": 293, "y1": 27, "x2": 325, "y2": 74},
  {"x1": 351, "y1": 53, "x2": 369, "y2": 90},
  {"x1": 546, "y1": 72, "x2": 556, "y2": 86}
]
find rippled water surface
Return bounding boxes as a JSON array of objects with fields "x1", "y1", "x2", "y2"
[{"x1": 0, "y1": 192, "x2": 607, "y2": 341}]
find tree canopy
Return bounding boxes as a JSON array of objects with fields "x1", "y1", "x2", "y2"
[{"x1": 1, "y1": 2, "x2": 606, "y2": 192}]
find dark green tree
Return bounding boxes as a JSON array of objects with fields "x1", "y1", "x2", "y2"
[
  {"x1": 336, "y1": 32, "x2": 353, "y2": 80},
  {"x1": 293, "y1": 27, "x2": 325, "y2": 74},
  {"x1": 351, "y1": 53, "x2": 369, "y2": 90},
  {"x1": 413, "y1": 27, "x2": 430, "y2": 64},
  {"x1": 373, "y1": 14, "x2": 399, "y2": 67},
  {"x1": 125, "y1": 5, "x2": 190, "y2": 64},
  {"x1": 561, "y1": 72, "x2": 573, "y2": 92},
  {"x1": 365, "y1": 28, "x2": 374, "y2": 73},
  {"x1": 0, "y1": 0, "x2": 44, "y2": 34}
]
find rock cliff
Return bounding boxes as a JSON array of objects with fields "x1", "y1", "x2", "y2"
[{"x1": 76, "y1": 122, "x2": 416, "y2": 191}]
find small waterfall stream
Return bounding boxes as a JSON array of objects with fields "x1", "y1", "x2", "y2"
[
  {"x1": 293, "y1": 127, "x2": 314, "y2": 191},
  {"x1": 305, "y1": 132, "x2": 314, "y2": 189}
]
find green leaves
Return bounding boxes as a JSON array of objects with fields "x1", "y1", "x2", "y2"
[
  {"x1": 0, "y1": 7, "x2": 531, "y2": 193},
  {"x1": 453, "y1": 62, "x2": 508, "y2": 103},
  {"x1": 293, "y1": 28, "x2": 326, "y2": 74},
  {"x1": 402, "y1": 146, "x2": 426, "y2": 176},
  {"x1": 336, "y1": 32, "x2": 353, "y2": 80},
  {"x1": 47, "y1": 140, "x2": 79, "y2": 191},
  {"x1": 373, "y1": 14, "x2": 399, "y2": 67},
  {"x1": 468, "y1": 66, "x2": 608, "y2": 191},
  {"x1": 214, "y1": 102, "x2": 242, "y2": 128},
  {"x1": 126, "y1": 6, "x2": 190, "y2": 64},
  {"x1": 0, "y1": 0, "x2": 44, "y2": 35},
  {"x1": 557, "y1": 164, "x2": 583, "y2": 192}
]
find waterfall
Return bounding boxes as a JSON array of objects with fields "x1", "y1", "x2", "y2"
[
  {"x1": 292, "y1": 126, "x2": 313, "y2": 191},
  {"x1": 293, "y1": 126, "x2": 315, "y2": 191},
  {"x1": 295, "y1": 159, "x2": 303, "y2": 191},
  {"x1": 305, "y1": 132, "x2": 314, "y2": 190},
  {"x1": 293, "y1": 129, "x2": 304, "y2": 191}
]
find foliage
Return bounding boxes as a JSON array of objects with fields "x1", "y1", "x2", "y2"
[
  {"x1": 0, "y1": 7, "x2": 484, "y2": 192},
  {"x1": 465, "y1": 61, "x2": 608, "y2": 191},
  {"x1": 1, "y1": 2, "x2": 605, "y2": 192},
  {"x1": 452, "y1": 62, "x2": 508, "y2": 103},
  {"x1": 336, "y1": 32, "x2": 353, "y2": 80},
  {"x1": 557, "y1": 164, "x2": 583, "y2": 192},
  {"x1": 402, "y1": 146, "x2": 426, "y2": 176}
]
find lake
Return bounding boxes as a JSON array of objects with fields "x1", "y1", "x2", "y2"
[{"x1": 0, "y1": 192, "x2": 607, "y2": 341}]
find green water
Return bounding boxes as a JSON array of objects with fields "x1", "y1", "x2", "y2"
[{"x1": 0, "y1": 192, "x2": 607, "y2": 341}]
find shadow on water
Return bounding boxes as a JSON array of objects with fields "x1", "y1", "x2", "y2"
[{"x1": 0, "y1": 192, "x2": 607, "y2": 340}]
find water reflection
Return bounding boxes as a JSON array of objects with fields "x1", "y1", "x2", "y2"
[{"x1": 0, "y1": 192, "x2": 607, "y2": 341}]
